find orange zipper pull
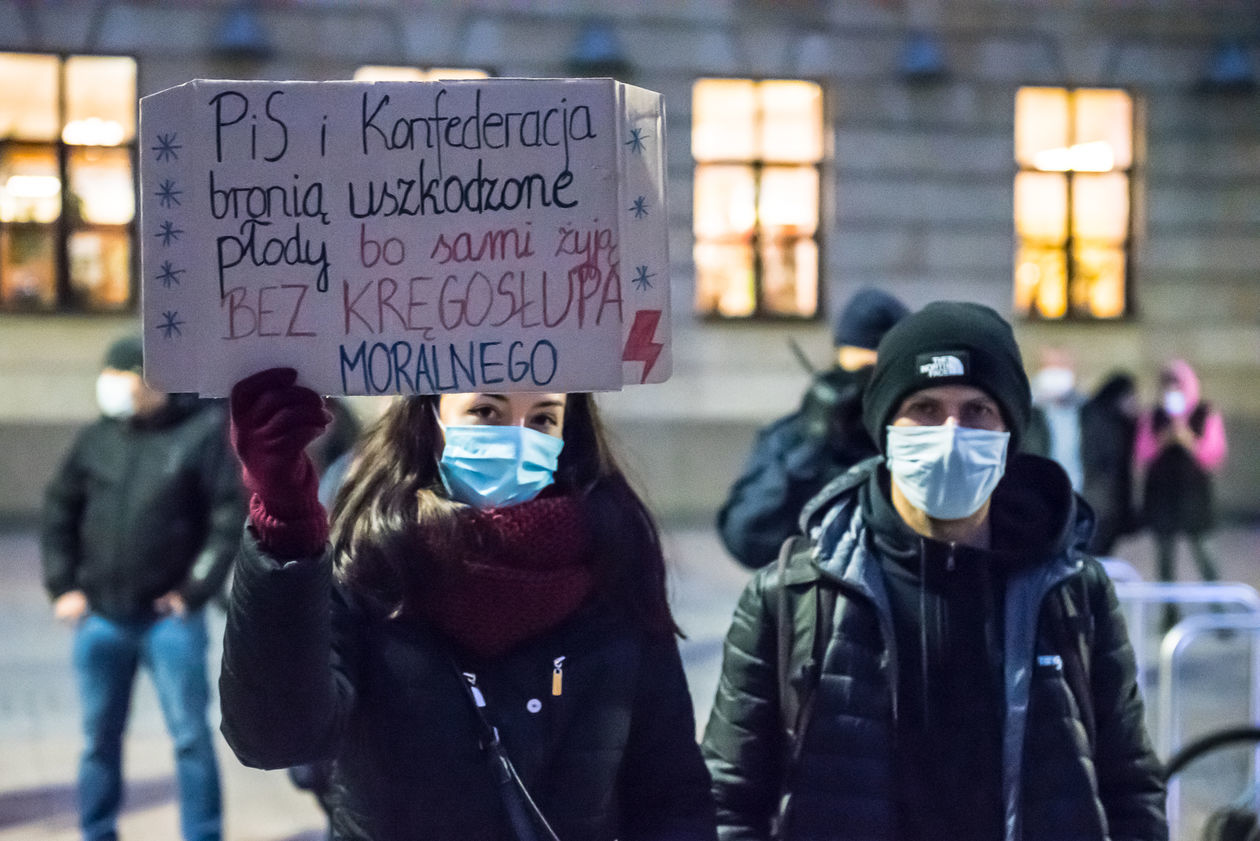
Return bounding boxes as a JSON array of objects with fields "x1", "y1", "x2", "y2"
[{"x1": 552, "y1": 656, "x2": 566, "y2": 696}]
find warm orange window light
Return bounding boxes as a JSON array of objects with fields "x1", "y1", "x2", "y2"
[
  {"x1": 692, "y1": 78, "x2": 823, "y2": 319},
  {"x1": 1014, "y1": 87, "x2": 1133, "y2": 320},
  {"x1": 353, "y1": 66, "x2": 490, "y2": 82},
  {"x1": 0, "y1": 52, "x2": 137, "y2": 312}
]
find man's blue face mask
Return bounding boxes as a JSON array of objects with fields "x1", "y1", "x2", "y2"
[
  {"x1": 437, "y1": 423, "x2": 565, "y2": 510},
  {"x1": 885, "y1": 424, "x2": 1010, "y2": 520}
]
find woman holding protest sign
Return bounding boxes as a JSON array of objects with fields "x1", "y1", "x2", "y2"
[{"x1": 218, "y1": 367, "x2": 715, "y2": 841}]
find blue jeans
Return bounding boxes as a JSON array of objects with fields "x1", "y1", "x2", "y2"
[{"x1": 73, "y1": 611, "x2": 221, "y2": 841}]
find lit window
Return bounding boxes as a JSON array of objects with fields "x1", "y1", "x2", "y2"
[
  {"x1": 1014, "y1": 87, "x2": 1134, "y2": 320},
  {"x1": 692, "y1": 78, "x2": 823, "y2": 319},
  {"x1": 353, "y1": 66, "x2": 490, "y2": 82},
  {"x1": 0, "y1": 53, "x2": 137, "y2": 312}
]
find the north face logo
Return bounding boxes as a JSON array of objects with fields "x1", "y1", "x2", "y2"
[{"x1": 919, "y1": 355, "x2": 966, "y2": 377}]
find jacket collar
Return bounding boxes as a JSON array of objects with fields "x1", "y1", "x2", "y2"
[
  {"x1": 808, "y1": 453, "x2": 1090, "y2": 567},
  {"x1": 799, "y1": 455, "x2": 881, "y2": 538}
]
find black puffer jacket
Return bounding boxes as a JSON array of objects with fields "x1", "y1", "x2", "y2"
[
  {"x1": 220, "y1": 530, "x2": 717, "y2": 841},
  {"x1": 702, "y1": 456, "x2": 1166, "y2": 841},
  {"x1": 41, "y1": 397, "x2": 244, "y2": 620}
]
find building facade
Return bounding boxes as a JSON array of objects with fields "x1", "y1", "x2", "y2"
[{"x1": 1, "y1": 0, "x2": 1257, "y2": 521}]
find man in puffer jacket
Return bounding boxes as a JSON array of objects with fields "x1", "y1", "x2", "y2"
[{"x1": 702, "y1": 302, "x2": 1166, "y2": 841}]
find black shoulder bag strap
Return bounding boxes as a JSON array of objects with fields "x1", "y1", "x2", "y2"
[{"x1": 448, "y1": 657, "x2": 561, "y2": 841}]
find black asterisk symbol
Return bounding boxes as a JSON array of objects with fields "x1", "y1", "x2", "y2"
[
  {"x1": 626, "y1": 127, "x2": 648, "y2": 154},
  {"x1": 629, "y1": 196, "x2": 649, "y2": 218},
  {"x1": 156, "y1": 261, "x2": 185, "y2": 288},
  {"x1": 156, "y1": 220, "x2": 184, "y2": 247},
  {"x1": 631, "y1": 265, "x2": 655, "y2": 291},
  {"x1": 152, "y1": 132, "x2": 181, "y2": 162},
  {"x1": 155, "y1": 179, "x2": 182, "y2": 208},
  {"x1": 156, "y1": 310, "x2": 185, "y2": 338}
]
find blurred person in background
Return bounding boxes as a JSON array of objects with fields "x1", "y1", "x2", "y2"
[
  {"x1": 40, "y1": 334, "x2": 244, "y2": 841},
  {"x1": 1137, "y1": 359, "x2": 1228, "y2": 629},
  {"x1": 311, "y1": 397, "x2": 363, "y2": 478},
  {"x1": 717, "y1": 287, "x2": 908, "y2": 568},
  {"x1": 219, "y1": 370, "x2": 716, "y2": 841},
  {"x1": 1080, "y1": 371, "x2": 1141, "y2": 556},
  {"x1": 1025, "y1": 346, "x2": 1086, "y2": 492}
]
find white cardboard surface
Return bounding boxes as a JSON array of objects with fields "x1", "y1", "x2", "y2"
[{"x1": 139, "y1": 77, "x2": 670, "y2": 396}]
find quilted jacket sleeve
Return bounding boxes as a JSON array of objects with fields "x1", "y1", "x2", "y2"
[
  {"x1": 700, "y1": 571, "x2": 786, "y2": 841},
  {"x1": 1086, "y1": 562, "x2": 1168, "y2": 841},
  {"x1": 40, "y1": 430, "x2": 90, "y2": 600},
  {"x1": 219, "y1": 527, "x2": 358, "y2": 770}
]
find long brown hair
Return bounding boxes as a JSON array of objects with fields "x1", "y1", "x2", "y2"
[{"x1": 330, "y1": 393, "x2": 678, "y2": 637}]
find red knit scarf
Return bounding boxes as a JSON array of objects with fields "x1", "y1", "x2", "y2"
[{"x1": 416, "y1": 494, "x2": 595, "y2": 658}]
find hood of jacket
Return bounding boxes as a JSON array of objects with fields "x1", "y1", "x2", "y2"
[
  {"x1": 802, "y1": 452, "x2": 1092, "y2": 574},
  {"x1": 1160, "y1": 358, "x2": 1201, "y2": 409}
]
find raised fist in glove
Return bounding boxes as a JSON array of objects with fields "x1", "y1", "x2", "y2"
[{"x1": 230, "y1": 368, "x2": 332, "y2": 558}]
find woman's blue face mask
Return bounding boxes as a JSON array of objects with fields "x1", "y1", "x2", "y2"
[{"x1": 437, "y1": 423, "x2": 565, "y2": 509}]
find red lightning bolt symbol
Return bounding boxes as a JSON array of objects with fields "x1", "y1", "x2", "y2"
[{"x1": 623, "y1": 309, "x2": 664, "y2": 384}]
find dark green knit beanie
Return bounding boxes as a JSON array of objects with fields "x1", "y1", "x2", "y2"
[{"x1": 862, "y1": 301, "x2": 1031, "y2": 452}]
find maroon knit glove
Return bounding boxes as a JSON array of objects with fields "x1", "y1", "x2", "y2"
[{"x1": 229, "y1": 368, "x2": 332, "y2": 558}]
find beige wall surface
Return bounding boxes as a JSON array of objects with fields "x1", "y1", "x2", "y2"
[{"x1": 1, "y1": 0, "x2": 1257, "y2": 520}]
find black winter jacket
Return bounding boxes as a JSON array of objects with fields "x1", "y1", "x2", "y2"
[
  {"x1": 717, "y1": 366, "x2": 875, "y2": 569},
  {"x1": 702, "y1": 456, "x2": 1166, "y2": 841},
  {"x1": 220, "y1": 530, "x2": 717, "y2": 841},
  {"x1": 1080, "y1": 388, "x2": 1138, "y2": 554},
  {"x1": 41, "y1": 397, "x2": 244, "y2": 620}
]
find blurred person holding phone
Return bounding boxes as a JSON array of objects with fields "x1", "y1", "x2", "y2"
[{"x1": 1136, "y1": 359, "x2": 1228, "y2": 629}]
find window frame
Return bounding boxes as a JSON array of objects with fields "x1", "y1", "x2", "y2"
[
  {"x1": 691, "y1": 76, "x2": 826, "y2": 323},
  {"x1": 1013, "y1": 85, "x2": 1138, "y2": 322},
  {"x1": 0, "y1": 51, "x2": 139, "y2": 315}
]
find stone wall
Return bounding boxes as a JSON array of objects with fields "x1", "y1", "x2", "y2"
[{"x1": 0, "y1": 0, "x2": 1257, "y2": 520}]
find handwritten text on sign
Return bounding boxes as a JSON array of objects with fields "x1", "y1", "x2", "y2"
[{"x1": 140, "y1": 78, "x2": 670, "y2": 396}]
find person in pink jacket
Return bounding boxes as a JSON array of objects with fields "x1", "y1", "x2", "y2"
[{"x1": 1135, "y1": 359, "x2": 1227, "y2": 628}]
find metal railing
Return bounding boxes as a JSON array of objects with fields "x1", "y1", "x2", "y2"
[
  {"x1": 1157, "y1": 612, "x2": 1260, "y2": 836},
  {"x1": 1110, "y1": 580, "x2": 1260, "y2": 839},
  {"x1": 1099, "y1": 556, "x2": 1143, "y2": 583},
  {"x1": 1113, "y1": 581, "x2": 1260, "y2": 690}
]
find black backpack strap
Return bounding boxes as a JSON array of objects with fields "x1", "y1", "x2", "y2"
[
  {"x1": 791, "y1": 582, "x2": 838, "y2": 751},
  {"x1": 772, "y1": 535, "x2": 838, "y2": 840},
  {"x1": 1052, "y1": 569, "x2": 1096, "y2": 750},
  {"x1": 775, "y1": 534, "x2": 840, "y2": 741},
  {"x1": 776, "y1": 534, "x2": 808, "y2": 736}
]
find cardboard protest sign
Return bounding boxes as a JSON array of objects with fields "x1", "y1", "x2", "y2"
[{"x1": 139, "y1": 77, "x2": 670, "y2": 396}]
